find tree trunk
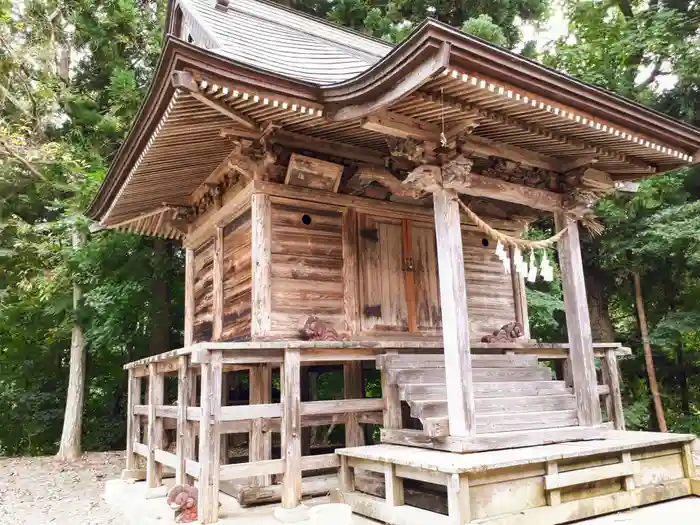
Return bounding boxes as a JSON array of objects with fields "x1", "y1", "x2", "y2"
[
  {"x1": 678, "y1": 342, "x2": 690, "y2": 416},
  {"x1": 148, "y1": 238, "x2": 171, "y2": 357},
  {"x1": 56, "y1": 230, "x2": 86, "y2": 461},
  {"x1": 632, "y1": 272, "x2": 667, "y2": 432},
  {"x1": 585, "y1": 268, "x2": 615, "y2": 342}
]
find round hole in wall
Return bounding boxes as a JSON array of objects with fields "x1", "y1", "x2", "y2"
[
  {"x1": 481, "y1": 238, "x2": 489, "y2": 247},
  {"x1": 302, "y1": 214, "x2": 312, "y2": 225}
]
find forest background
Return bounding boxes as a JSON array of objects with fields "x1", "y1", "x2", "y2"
[{"x1": 0, "y1": 0, "x2": 698, "y2": 456}]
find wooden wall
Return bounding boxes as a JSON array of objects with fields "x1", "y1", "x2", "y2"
[
  {"x1": 221, "y1": 210, "x2": 252, "y2": 341},
  {"x1": 193, "y1": 238, "x2": 214, "y2": 342},
  {"x1": 268, "y1": 201, "x2": 345, "y2": 337},
  {"x1": 462, "y1": 230, "x2": 517, "y2": 337}
]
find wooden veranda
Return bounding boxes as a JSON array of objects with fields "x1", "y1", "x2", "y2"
[{"x1": 90, "y1": 0, "x2": 700, "y2": 523}]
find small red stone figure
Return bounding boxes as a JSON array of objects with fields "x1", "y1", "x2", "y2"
[{"x1": 167, "y1": 485, "x2": 198, "y2": 523}]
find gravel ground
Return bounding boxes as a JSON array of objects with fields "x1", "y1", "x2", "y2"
[{"x1": 0, "y1": 452, "x2": 128, "y2": 525}]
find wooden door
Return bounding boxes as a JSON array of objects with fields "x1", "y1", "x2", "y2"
[
  {"x1": 357, "y1": 214, "x2": 441, "y2": 334},
  {"x1": 358, "y1": 214, "x2": 408, "y2": 332}
]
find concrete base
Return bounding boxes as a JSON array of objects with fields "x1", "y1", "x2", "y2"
[
  {"x1": 144, "y1": 484, "x2": 169, "y2": 499},
  {"x1": 273, "y1": 504, "x2": 309, "y2": 523},
  {"x1": 104, "y1": 478, "x2": 377, "y2": 525}
]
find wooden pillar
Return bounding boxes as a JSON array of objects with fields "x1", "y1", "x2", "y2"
[
  {"x1": 344, "y1": 362, "x2": 365, "y2": 447},
  {"x1": 175, "y1": 356, "x2": 191, "y2": 485},
  {"x1": 198, "y1": 350, "x2": 223, "y2": 524},
  {"x1": 281, "y1": 348, "x2": 302, "y2": 509},
  {"x1": 447, "y1": 473, "x2": 470, "y2": 525},
  {"x1": 124, "y1": 368, "x2": 141, "y2": 473},
  {"x1": 381, "y1": 352, "x2": 402, "y2": 430},
  {"x1": 342, "y1": 207, "x2": 360, "y2": 335},
  {"x1": 250, "y1": 364, "x2": 272, "y2": 487},
  {"x1": 252, "y1": 193, "x2": 271, "y2": 339},
  {"x1": 433, "y1": 189, "x2": 475, "y2": 437},
  {"x1": 301, "y1": 367, "x2": 312, "y2": 457},
  {"x1": 146, "y1": 364, "x2": 164, "y2": 488},
  {"x1": 385, "y1": 464, "x2": 404, "y2": 508},
  {"x1": 213, "y1": 227, "x2": 224, "y2": 341},
  {"x1": 554, "y1": 213, "x2": 602, "y2": 426},
  {"x1": 184, "y1": 248, "x2": 195, "y2": 346}
]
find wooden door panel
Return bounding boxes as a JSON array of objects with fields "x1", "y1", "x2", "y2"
[
  {"x1": 358, "y1": 214, "x2": 408, "y2": 333},
  {"x1": 411, "y1": 222, "x2": 442, "y2": 331}
]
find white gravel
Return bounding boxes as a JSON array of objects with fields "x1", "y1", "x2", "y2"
[{"x1": 0, "y1": 452, "x2": 128, "y2": 525}]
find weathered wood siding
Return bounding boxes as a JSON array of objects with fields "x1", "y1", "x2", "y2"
[
  {"x1": 462, "y1": 230, "x2": 517, "y2": 337},
  {"x1": 411, "y1": 221, "x2": 442, "y2": 332},
  {"x1": 269, "y1": 202, "x2": 345, "y2": 337},
  {"x1": 221, "y1": 211, "x2": 252, "y2": 341},
  {"x1": 193, "y1": 238, "x2": 214, "y2": 342}
]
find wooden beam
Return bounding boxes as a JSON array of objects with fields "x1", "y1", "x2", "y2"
[
  {"x1": 461, "y1": 134, "x2": 560, "y2": 171},
  {"x1": 212, "y1": 226, "x2": 224, "y2": 340},
  {"x1": 184, "y1": 248, "x2": 195, "y2": 345},
  {"x1": 381, "y1": 351, "x2": 403, "y2": 430},
  {"x1": 354, "y1": 165, "x2": 416, "y2": 199},
  {"x1": 171, "y1": 70, "x2": 257, "y2": 130},
  {"x1": 251, "y1": 194, "x2": 272, "y2": 339},
  {"x1": 281, "y1": 348, "x2": 302, "y2": 509},
  {"x1": 555, "y1": 214, "x2": 602, "y2": 427},
  {"x1": 446, "y1": 172, "x2": 565, "y2": 213},
  {"x1": 362, "y1": 112, "x2": 439, "y2": 142},
  {"x1": 433, "y1": 188, "x2": 475, "y2": 437},
  {"x1": 268, "y1": 129, "x2": 386, "y2": 166}
]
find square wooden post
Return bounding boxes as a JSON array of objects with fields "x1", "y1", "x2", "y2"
[
  {"x1": 250, "y1": 363, "x2": 272, "y2": 487},
  {"x1": 344, "y1": 362, "x2": 365, "y2": 447},
  {"x1": 554, "y1": 213, "x2": 602, "y2": 426},
  {"x1": 146, "y1": 363, "x2": 164, "y2": 489},
  {"x1": 124, "y1": 368, "x2": 141, "y2": 474},
  {"x1": 433, "y1": 188, "x2": 476, "y2": 437},
  {"x1": 281, "y1": 347, "x2": 302, "y2": 509},
  {"x1": 252, "y1": 193, "x2": 272, "y2": 339},
  {"x1": 381, "y1": 352, "x2": 402, "y2": 430},
  {"x1": 447, "y1": 473, "x2": 470, "y2": 525},
  {"x1": 176, "y1": 355, "x2": 193, "y2": 485},
  {"x1": 198, "y1": 350, "x2": 223, "y2": 524},
  {"x1": 602, "y1": 349, "x2": 625, "y2": 430}
]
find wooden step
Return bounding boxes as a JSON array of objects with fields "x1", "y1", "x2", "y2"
[
  {"x1": 400, "y1": 381, "x2": 571, "y2": 401},
  {"x1": 423, "y1": 409, "x2": 579, "y2": 436},
  {"x1": 379, "y1": 353, "x2": 538, "y2": 369},
  {"x1": 394, "y1": 366, "x2": 553, "y2": 384},
  {"x1": 409, "y1": 394, "x2": 578, "y2": 419}
]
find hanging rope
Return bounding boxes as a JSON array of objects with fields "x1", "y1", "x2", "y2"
[{"x1": 455, "y1": 197, "x2": 568, "y2": 249}]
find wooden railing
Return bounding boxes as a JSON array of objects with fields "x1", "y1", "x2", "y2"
[{"x1": 122, "y1": 340, "x2": 628, "y2": 523}]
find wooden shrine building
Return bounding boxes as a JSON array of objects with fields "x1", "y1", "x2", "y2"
[{"x1": 89, "y1": 0, "x2": 700, "y2": 523}]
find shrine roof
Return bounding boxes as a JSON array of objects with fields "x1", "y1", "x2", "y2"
[{"x1": 86, "y1": 0, "x2": 700, "y2": 238}]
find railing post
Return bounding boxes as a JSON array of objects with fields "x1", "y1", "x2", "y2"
[
  {"x1": 602, "y1": 349, "x2": 625, "y2": 430},
  {"x1": 146, "y1": 363, "x2": 164, "y2": 490},
  {"x1": 176, "y1": 355, "x2": 192, "y2": 485},
  {"x1": 250, "y1": 364, "x2": 272, "y2": 487},
  {"x1": 344, "y1": 362, "x2": 365, "y2": 447},
  {"x1": 198, "y1": 349, "x2": 223, "y2": 524},
  {"x1": 281, "y1": 347, "x2": 302, "y2": 509},
  {"x1": 122, "y1": 368, "x2": 142, "y2": 480}
]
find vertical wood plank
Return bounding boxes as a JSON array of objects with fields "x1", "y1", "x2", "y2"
[
  {"x1": 381, "y1": 352, "x2": 402, "y2": 430},
  {"x1": 213, "y1": 227, "x2": 224, "y2": 341},
  {"x1": 281, "y1": 348, "x2": 302, "y2": 509},
  {"x1": 250, "y1": 364, "x2": 272, "y2": 487},
  {"x1": 252, "y1": 193, "x2": 272, "y2": 339},
  {"x1": 622, "y1": 452, "x2": 636, "y2": 491},
  {"x1": 176, "y1": 356, "x2": 190, "y2": 485},
  {"x1": 146, "y1": 364, "x2": 164, "y2": 488},
  {"x1": 184, "y1": 248, "x2": 195, "y2": 346},
  {"x1": 603, "y1": 349, "x2": 625, "y2": 430},
  {"x1": 403, "y1": 219, "x2": 418, "y2": 333},
  {"x1": 385, "y1": 464, "x2": 404, "y2": 508},
  {"x1": 125, "y1": 369, "x2": 140, "y2": 471},
  {"x1": 198, "y1": 361, "x2": 213, "y2": 523},
  {"x1": 447, "y1": 473, "x2": 470, "y2": 525},
  {"x1": 344, "y1": 362, "x2": 365, "y2": 447},
  {"x1": 546, "y1": 461, "x2": 561, "y2": 506},
  {"x1": 681, "y1": 443, "x2": 697, "y2": 479},
  {"x1": 555, "y1": 213, "x2": 602, "y2": 427},
  {"x1": 433, "y1": 189, "x2": 475, "y2": 437},
  {"x1": 339, "y1": 455, "x2": 355, "y2": 493},
  {"x1": 210, "y1": 351, "x2": 223, "y2": 521},
  {"x1": 342, "y1": 207, "x2": 361, "y2": 335}
]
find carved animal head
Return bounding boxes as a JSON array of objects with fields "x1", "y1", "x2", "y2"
[
  {"x1": 297, "y1": 315, "x2": 323, "y2": 340},
  {"x1": 167, "y1": 485, "x2": 198, "y2": 511}
]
